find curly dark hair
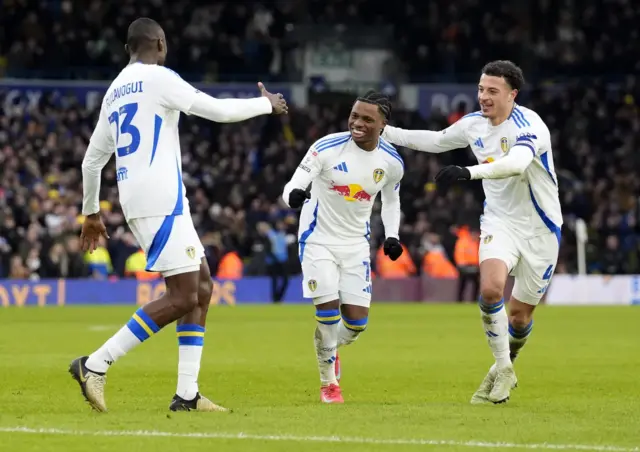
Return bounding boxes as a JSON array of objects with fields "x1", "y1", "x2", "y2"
[
  {"x1": 481, "y1": 60, "x2": 525, "y2": 91},
  {"x1": 356, "y1": 90, "x2": 392, "y2": 120}
]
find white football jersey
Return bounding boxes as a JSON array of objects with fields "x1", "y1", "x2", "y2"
[
  {"x1": 88, "y1": 63, "x2": 200, "y2": 220},
  {"x1": 385, "y1": 104, "x2": 562, "y2": 241},
  {"x1": 286, "y1": 132, "x2": 404, "y2": 249}
]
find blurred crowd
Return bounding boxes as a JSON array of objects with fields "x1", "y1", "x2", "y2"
[
  {"x1": 1, "y1": 76, "x2": 639, "y2": 280},
  {"x1": 1, "y1": 0, "x2": 638, "y2": 82},
  {"x1": 0, "y1": 0, "x2": 638, "y2": 281}
]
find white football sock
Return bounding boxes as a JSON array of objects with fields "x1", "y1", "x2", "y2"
[
  {"x1": 314, "y1": 309, "x2": 340, "y2": 386},
  {"x1": 338, "y1": 316, "x2": 368, "y2": 347},
  {"x1": 176, "y1": 324, "x2": 205, "y2": 400},
  {"x1": 479, "y1": 298, "x2": 510, "y2": 368},
  {"x1": 85, "y1": 308, "x2": 160, "y2": 373}
]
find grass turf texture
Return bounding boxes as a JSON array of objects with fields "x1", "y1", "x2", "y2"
[{"x1": 0, "y1": 304, "x2": 638, "y2": 452}]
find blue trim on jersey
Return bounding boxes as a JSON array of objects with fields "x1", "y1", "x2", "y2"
[
  {"x1": 145, "y1": 215, "x2": 176, "y2": 271},
  {"x1": 150, "y1": 115, "x2": 163, "y2": 166},
  {"x1": 540, "y1": 152, "x2": 557, "y2": 185},
  {"x1": 462, "y1": 111, "x2": 482, "y2": 119},
  {"x1": 509, "y1": 111, "x2": 525, "y2": 128},
  {"x1": 379, "y1": 140, "x2": 404, "y2": 168},
  {"x1": 315, "y1": 134, "x2": 350, "y2": 152},
  {"x1": 514, "y1": 108, "x2": 531, "y2": 127},
  {"x1": 298, "y1": 201, "x2": 319, "y2": 262},
  {"x1": 529, "y1": 186, "x2": 561, "y2": 245},
  {"x1": 514, "y1": 142, "x2": 536, "y2": 156},
  {"x1": 172, "y1": 160, "x2": 184, "y2": 216}
]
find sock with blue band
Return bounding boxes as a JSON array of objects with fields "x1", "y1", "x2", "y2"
[
  {"x1": 176, "y1": 324, "x2": 205, "y2": 400},
  {"x1": 338, "y1": 316, "x2": 368, "y2": 347},
  {"x1": 479, "y1": 298, "x2": 510, "y2": 368},
  {"x1": 509, "y1": 320, "x2": 533, "y2": 362},
  {"x1": 314, "y1": 309, "x2": 340, "y2": 386},
  {"x1": 86, "y1": 308, "x2": 160, "y2": 374}
]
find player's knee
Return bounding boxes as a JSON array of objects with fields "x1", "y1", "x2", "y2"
[
  {"x1": 341, "y1": 304, "x2": 369, "y2": 336},
  {"x1": 178, "y1": 291, "x2": 199, "y2": 313},
  {"x1": 508, "y1": 310, "x2": 532, "y2": 329},
  {"x1": 197, "y1": 276, "x2": 213, "y2": 307},
  {"x1": 479, "y1": 283, "x2": 504, "y2": 304}
]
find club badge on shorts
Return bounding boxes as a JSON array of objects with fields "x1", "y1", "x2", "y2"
[
  {"x1": 484, "y1": 235, "x2": 493, "y2": 244},
  {"x1": 373, "y1": 168, "x2": 385, "y2": 183},
  {"x1": 308, "y1": 279, "x2": 317, "y2": 292},
  {"x1": 186, "y1": 246, "x2": 196, "y2": 259},
  {"x1": 500, "y1": 137, "x2": 509, "y2": 153}
]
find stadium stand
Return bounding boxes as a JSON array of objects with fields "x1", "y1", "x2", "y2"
[{"x1": 0, "y1": 0, "x2": 638, "y2": 280}]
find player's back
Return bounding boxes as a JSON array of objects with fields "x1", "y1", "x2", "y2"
[
  {"x1": 463, "y1": 105, "x2": 562, "y2": 240},
  {"x1": 297, "y1": 132, "x2": 404, "y2": 247},
  {"x1": 96, "y1": 63, "x2": 197, "y2": 220}
]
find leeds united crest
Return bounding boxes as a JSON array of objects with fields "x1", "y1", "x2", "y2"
[
  {"x1": 373, "y1": 168, "x2": 385, "y2": 183},
  {"x1": 186, "y1": 246, "x2": 196, "y2": 259},
  {"x1": 308, "y1": 279, "x2": 317, "y2": 292},
  {"x1": 500, "y1": 137, "x2": 509, "y2": 153}
]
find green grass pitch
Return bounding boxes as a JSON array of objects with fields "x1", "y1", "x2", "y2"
[{"x1": 0, "y1": 304, "x2": 639, "y2": 452}]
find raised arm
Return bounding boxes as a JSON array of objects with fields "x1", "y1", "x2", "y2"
[{"x1": 380, "y1": 169, "x2": 403, "y2": 240}]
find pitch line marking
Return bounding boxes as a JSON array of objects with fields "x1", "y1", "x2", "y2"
[{"x1": 0, "y1": 427, "x2": 638, "y2": 451}]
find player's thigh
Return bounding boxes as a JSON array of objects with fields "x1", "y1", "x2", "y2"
[
  {"x1": 300, "y1": 243, "x2": 340, "y2": 300},
  {"x1": 512, "y1": 232, "x2": 560, "y2": 306},
  {"x1": 336, "y1": 243, "x2": 372, "y2": 308},
  {"x1": 128, "y1": 213, "x2": 204, "y2": 276},
  {"x1": 479, "y1": 223, "x2": 520, "y2": 274}
]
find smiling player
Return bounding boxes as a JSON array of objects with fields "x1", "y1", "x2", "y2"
[
  {"x1": 381, "y1": 60, "x2": 562, "y2": 404},
  {"x1": 282, "y1": 91, "x2": 405, "y2": 403}
]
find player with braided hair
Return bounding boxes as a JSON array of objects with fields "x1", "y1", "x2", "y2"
[{"x1": 282, "y1": 91, "x2": 405, "y2": 403}]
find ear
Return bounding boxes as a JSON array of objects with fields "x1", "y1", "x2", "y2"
[{"x1": 511, "y1": 89, "x2": 519, "y2": 101}]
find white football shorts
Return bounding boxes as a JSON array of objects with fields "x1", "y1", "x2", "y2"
[
  {"x1": 300, "y1": 241, "x2": 372, "y2": 307},
  {"x1": 479, "y1": 218, "x2": 560, "y2": 305},
  {"x1": 128, "y1": 212, "x2": 204, "y2": 277}
]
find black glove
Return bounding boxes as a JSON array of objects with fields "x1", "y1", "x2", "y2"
[
  {"x1": 383, "y1": 237, "x2": 403, "y2": 261},
  {"x1": 288, "y1": 189, "x2": 310, "y2": 208},
  {"x1": 434, "y1": 165, "x2": 471, "y2": 187}
]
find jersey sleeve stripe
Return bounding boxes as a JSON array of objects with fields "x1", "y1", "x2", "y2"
[
  {"x1": 513, "y1": 142, "x2": 535, "y2": 156},
  {"x1": 509, "y1": 111, "x2": 525, "y2": 128},
  {"x1": 314, "y1": 132, "x2": 350, "y2": 149},
  {"x1": 316, "y1": 136, "x2": 350, "y2": 152},
  {"x1": 513, "y1": 108, "x2": 531, "y2": 127},
  {"x1": 462, "y1": 112, "x2": 482, "y2": 119},
  {"x1": 540, "y1": 152, "x2": 557, "y2": 185},
  {"x1": 379, "y1": 141, "x2": 404, "y2": 168},
  {"x1": 529, "y1": 186, "x2": 561, "y2": 244}
]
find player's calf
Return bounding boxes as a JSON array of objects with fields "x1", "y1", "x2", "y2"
[
  {"x1": 337, "y1": 300, "x2": 369, "y2": 347},
  {"x1": 507, "y1": 297, "x2": 535, "y2": 362}
]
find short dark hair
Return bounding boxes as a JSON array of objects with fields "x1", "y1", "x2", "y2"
[
  {"x1": 481, "y1": 60, "x2": 525, "y2": 91},
  {"x1": 127, "y1": 18, "x2": 162, "y2": 53},
  {"x1": 356, "y1": 90, "x2": 392, "y2": 120}
]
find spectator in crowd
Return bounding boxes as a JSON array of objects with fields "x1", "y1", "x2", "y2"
[{"x1": 453, "y1": 225, "x2": 480, "y2": 302}]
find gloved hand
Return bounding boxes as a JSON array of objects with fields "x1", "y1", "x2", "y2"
[
  {"x1": 383, "y1": 237, "x2": 403, "y2": 261},
  {"x1": 288, "y1": 189, "x2": 311, "y2": 208},
  {"x1": 434, "y1": 165, "x2": 471, "y2": 187}
]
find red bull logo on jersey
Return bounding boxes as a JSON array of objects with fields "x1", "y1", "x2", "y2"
[
  {"x1": 481, "y1": 157, "x2": 495, "y2": 164},
  {"x1": 330, "y1": 183, "x2": 372, "y2": 202}
]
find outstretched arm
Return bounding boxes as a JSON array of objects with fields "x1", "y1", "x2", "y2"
[
  {"x1": 382, "y1": 118, "x2": 470, "y2": 154},
  {"x1": 159, "y1": 69, "x2": 284, "y2": 122}
]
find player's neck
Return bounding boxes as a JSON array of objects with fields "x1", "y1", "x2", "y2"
[
  {"x1": 490, "y1": 103, "x2": 515, "y2": 127},
  {"x1": 129, "y1": 54, "x2": 157, "y2": 65}
]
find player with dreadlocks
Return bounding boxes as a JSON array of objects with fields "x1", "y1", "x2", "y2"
[{"x1": 282, "y1": 91, "x2": 405, "y2": 403}]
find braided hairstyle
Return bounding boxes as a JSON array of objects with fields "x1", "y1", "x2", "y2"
[{"x1": 355, "y1": 90, "x2": 392, "y2": 121}]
